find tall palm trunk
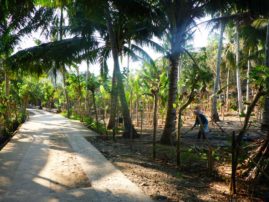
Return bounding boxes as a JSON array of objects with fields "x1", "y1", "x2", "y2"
[
  {"x1": 107, "y1": 68, "x2": 118, "y2": 129},
  {"x1": 117, "y1": 66, "x2": 137, "y2": 137},
  {"x1": 105, "y1": 7, "x2": 137, "y2": 138},
  {"x1": 235, "y1": 22, "x2": 243, "y2": 115},
  {"x1": 160, "y1": 7, "x2": 188, "y2": 144},
  {"x1": 211, "y1": 21, "x2": 225, "y2": 122},
  {"x1": 161, "y1": 48, "x2": 180, "y2": 145}
]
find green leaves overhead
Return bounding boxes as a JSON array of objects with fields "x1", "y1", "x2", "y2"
[
  {"x1": 8, "y1": 37, "x2": 98, "y2": 72},
  {"x1": 0, "y1": 6, "x2": 53, "y2": 56}
]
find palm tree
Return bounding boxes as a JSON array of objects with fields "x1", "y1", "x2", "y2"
[
  {"x1": 70, "y1": 0, "x2": 164, "y2": 138},
  {"x1": 211, "y1": 20, "x2": 225, "y2": 122},
  {"x1": 158, "y1": 0, "x2": 229, "y2": 144},
  {"x1": 235, "y1": 21, "x2": 244, "y2": 115},
  {"x1": 226, "y1": 0, "x2": 269, "y2": 184},
  {"x1": 242, "y1": 2, "x2": 269, "y2": 182},
  {"x1": 234, "y1": 1, "x2": 269, "y2": 128},
  {"x1": 240, "y1": 24, "x2": 265, "y2": 112}
]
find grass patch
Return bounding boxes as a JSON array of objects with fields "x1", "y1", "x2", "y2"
[{"x1": 62, "y1": 111, "x2": 107, "y2": 135}]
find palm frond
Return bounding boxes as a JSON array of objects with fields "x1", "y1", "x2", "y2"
[
  {"x1": 8, "y1": 37, "x2": 99, "y2": 71},
  {"x1": 129, "y1": 44, "x2": 155, "y2": 66},
  {"x1": 134, "y1": 38, "x2": 167, "y2": 55}
]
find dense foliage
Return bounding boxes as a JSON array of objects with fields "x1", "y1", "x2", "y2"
[{"x1": 1, "y1": 0, "x2": 269, "y2": 199}]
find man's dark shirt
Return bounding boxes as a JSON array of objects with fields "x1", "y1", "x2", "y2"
[{"x1": 194, "y1": 114, "x2": 208, "y2": 126}]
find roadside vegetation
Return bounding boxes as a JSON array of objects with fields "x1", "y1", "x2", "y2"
[{"x1": 1, "y1": 0, "x2": 269, "y2": 201}]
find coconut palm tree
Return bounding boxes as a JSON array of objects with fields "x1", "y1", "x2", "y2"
[
  {"x1": 211, "y1": 20, "x2": 226, "y2": 122},
  {"x1": 234, "y1": 21, "x2": 244, "y2": 115},
  {"x1": 157, "y1": 0, "x2": 231, "y2": 144},
  {"x1": 69, "y1": 0, "x2": 164, "y2": 138},
  {"x1": 224, "y1": 0, "x2": 269, "y2": 184}
]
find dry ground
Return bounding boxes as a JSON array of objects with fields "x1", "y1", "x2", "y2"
[{"x1": 88, "y1": 114, "x2": 267, "y2": 202}]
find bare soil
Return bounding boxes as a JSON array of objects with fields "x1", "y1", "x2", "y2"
[
  {"x1": 87, "y1": 115, "x2": 267, "y2": 202},
  {"x1": 48, "y1": 133, "x2": 92, "y2": 191}
]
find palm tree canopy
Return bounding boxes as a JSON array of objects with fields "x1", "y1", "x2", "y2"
[{"x1": 8, "y1": 37, "x2": 98, "y2": 73}]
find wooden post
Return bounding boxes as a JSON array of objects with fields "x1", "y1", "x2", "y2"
[
  {"x1": 140, "y1": 109, "x2": 143, "y2": 135},
  {"x1": 176, "y1": 111, "x2": 182, "y2": 167},
  {"x1": 230, "y1": 131, "x2": 236, "y2": 196},
  {"x1": 208, "y1": 146, "x2": 213, "y2": 173},
  {"x1": 153, "y1": 94, "x2": 158, "y2": 160}
]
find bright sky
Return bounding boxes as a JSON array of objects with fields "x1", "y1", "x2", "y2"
[{"x1": 16, "y1": 17, "x2": 213, "y2": 76}]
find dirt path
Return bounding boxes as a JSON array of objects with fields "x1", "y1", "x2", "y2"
[{"x1": 0, "y1": 109, "x2": 152, "y2": 202}]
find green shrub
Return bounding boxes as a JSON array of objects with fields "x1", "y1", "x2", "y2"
[{"x1": 84, "y1": 117, "x2": 107, "y2": 135}]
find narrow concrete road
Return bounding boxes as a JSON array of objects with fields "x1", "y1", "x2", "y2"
[{"x1": 0, "y1": 109, "x2": 152, "y2": 202}]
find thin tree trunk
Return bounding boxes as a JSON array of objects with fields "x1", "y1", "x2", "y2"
[
  {"x1": 130, "y1": 90, "x2": 133, "y2": 119},
  {"x1": 235, "y1": 21, "x2": 243, "y2": 115},
  {"x1": 230, "y1": 131, "x2": 237, "y2": 195},
  {"x1": 153, "y1": 93, "x2": 158, "y2": 160},
  {"x1": 212, "y1": 21, "x2": 225, "y2": 122},
  {"x1": 245, "y1": 50, "x2": 251, "y2": 113},
  {"x1": 226, "y1": 67, "x2": 230, "y2": 112},
  {"x1": 102, "y1": 102, "x2": 108, "y2": 136},
  {"x1": 92, "y1": 91, "x2": 98, "y2": 128}
]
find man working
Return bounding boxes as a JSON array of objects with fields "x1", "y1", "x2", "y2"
[{"x1": 190, "y1": 107, "x2": 209, "y2": 139}]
